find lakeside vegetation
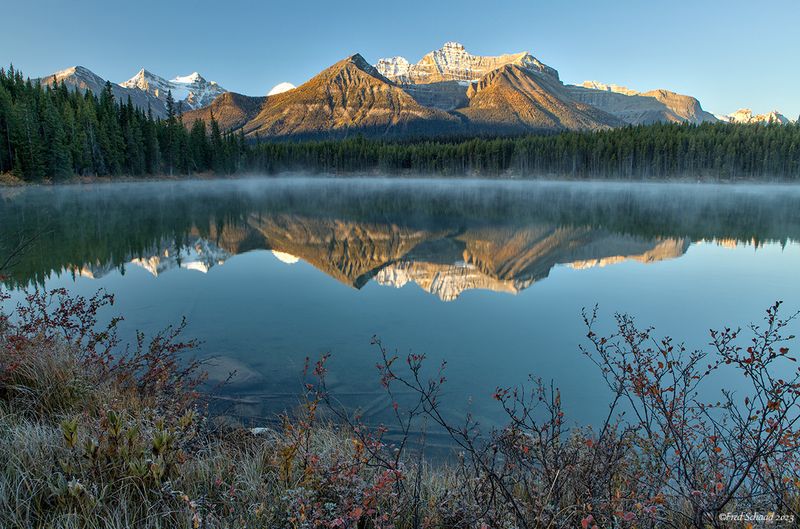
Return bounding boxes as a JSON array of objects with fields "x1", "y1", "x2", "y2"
[
  {"x1": 1, "y1": 276, "x2": 799, "y2": 527},
  {"x1": 2, "y1": 65, "x2": 800, "y2": 182}
]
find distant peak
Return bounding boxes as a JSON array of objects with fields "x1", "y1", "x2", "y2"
[
  {"x1": 121, "y1": 68, "x2": 169, "y2": 90},
  {"x1": 132, "y1": 68, "x2": 158, "y2": 79},
  {"x1": 62, "y1": 65, "x2": 89, "y2": 75},
  {"x1": 441, "y1": 41, "x2": 466, "y2": 50},
  {"x1": 581, "y1": 80, "x2": 638, "y2": 95},
  {"x1": 722, "y1": 108, "x2": 791, "y2": 125},
  {"x1": 172, "y1": 72, "x2": 204, "y2": 84},
  {"x1": 49, "y1": 65, "x2": 105, "y2": 83},
  {"x1": 55, "y1": 65, "x2": 79, "y2": 75}
]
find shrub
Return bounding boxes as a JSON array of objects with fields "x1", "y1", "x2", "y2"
[
  {"x1": 0, "y1": 287, "x2": 206, "y2": 528},
  {"x1": 1, "y1": 285, "x2": 798, "y2": 528}
]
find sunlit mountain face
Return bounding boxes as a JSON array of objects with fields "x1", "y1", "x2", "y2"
[{"x1": 1, "y1": 178, "x2": 797, "y2": 298}]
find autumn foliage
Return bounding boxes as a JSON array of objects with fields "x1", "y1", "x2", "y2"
[{"x1": 1, "y1": 287, "x2": 798, "y2": 528}]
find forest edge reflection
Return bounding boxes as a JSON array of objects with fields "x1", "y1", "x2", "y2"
[{"x1": 1, "y1": 178, "x2": 798, "y2": 297}]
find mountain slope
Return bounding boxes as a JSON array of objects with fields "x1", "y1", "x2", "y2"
[
  {"x1": 181, "y1": 92, "x2": 266, "y2": 131},
  {"x1": 566, "y1": 81, "x2": 718, "y2": 124},
  {"x1": 376, "y1": 42, "x2": 620, "y2": 131},
  {"x1": 240, "y1": 54, "x2": 460, "y2": 138},
  {"x1": 177, "y1": 41, "x2": 790, "y2": 138},
  {"x1": 457, "y1": 65, "x2": 622, "y2": 131},
  {"x1": 215, "y1": 44, "x2": 620, "y2": 137}
]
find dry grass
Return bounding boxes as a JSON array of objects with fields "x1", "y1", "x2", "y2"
[
  {"x1": 2, "y1": 288, "x2": 799, "y2": 528},
  {"x1": 0, "y1": 289, "x2": 441, "y2": 528}
]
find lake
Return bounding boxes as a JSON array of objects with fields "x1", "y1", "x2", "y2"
[{"x1": 2, "y1": 177, "x2": 799, "y2": 442}]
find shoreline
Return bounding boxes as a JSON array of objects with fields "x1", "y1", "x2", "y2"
[{"x1": 3, "y1": 170, "x2": 800, "y2": 188}]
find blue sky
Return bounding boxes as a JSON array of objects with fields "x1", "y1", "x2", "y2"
[{"x1": 2, "y1": 0, "x2": 798, "y2": 118}]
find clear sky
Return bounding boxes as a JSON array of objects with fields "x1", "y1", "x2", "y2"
[{"x1": 2, "y1": 0, "x2": 798, "y2": 118}]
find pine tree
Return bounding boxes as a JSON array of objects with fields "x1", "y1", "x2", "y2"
[
  {"x1": 209, "y1": 111, "x2": 223, "y2": 173},
  {"x1": 164, "y1": 90, "x2": 177, "y2": 175},
  {"x1": 143, "y1": 105, "x2": 160, "y2": 174},
  {"x1": 0, "y1": 83, "x2": 15, "y2": 173},
  {"x1": 42, "y1": 94, "x2": 72, "y2": 179},
  {"x1": 189, "y1": 119, "x2": 209, "y2": 172},
  {"x1": 14, "y1": 98, "x2": 45, "y2": 180}
]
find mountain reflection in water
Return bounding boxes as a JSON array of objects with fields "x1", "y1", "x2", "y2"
[
  {"x1": 2, "y1": 178, "x2": 796, "y2": 297},
  {"x1": 2, "y1": 178, "x2": 799, "y2": 433},
  {"x1": 75, "y1": 223, "x2": 690, "y2": 301}
]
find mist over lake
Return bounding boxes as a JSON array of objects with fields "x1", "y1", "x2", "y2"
[{"x1": 2, "y1": 177, "x2": 799, "y2": 438}]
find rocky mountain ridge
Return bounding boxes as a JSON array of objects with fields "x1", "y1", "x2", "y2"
[
  {"x1": 39, "y1": 66, "x2": 168, "y2": 117},
  {"x1": 183, "y1": 45, "x2": 621, "y2": 137},
  {"x1": 38, "y1": 66, "x2": 226, "y2": 118},
  {"x1": 565, "y1": 81, "x2": 718, "y2": 124},
  {"x1": 38, "y1": 43, "x2": 796, "y2": 136},
  {"x1": 715, "y1": 108, "x2": 792, "y2": 125},
  {"x1": 375, "y1": 41, "x2": 560, "y2": 85}
]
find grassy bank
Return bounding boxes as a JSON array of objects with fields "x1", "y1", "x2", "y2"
[{"x1": 1, "y1": 287, "x2": 799, "y2": 528}]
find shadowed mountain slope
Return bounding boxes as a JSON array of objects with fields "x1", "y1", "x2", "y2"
[
  {"x1": 182, "y1": 92, "x2": 266, "y2": 131},
  {"x1": 566, "y1": 82, "x2": 717, "y2": 124}
]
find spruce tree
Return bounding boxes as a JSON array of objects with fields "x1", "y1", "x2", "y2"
[
  {"x1": 42, "y1": 95, "x2": 72, "y2": 179},
  {"x1": 164, "y1": 90, "x2": 177, "y2": 175},
  {"x1": 0, "y1": 83, "x2": 14, "y2": 173}
]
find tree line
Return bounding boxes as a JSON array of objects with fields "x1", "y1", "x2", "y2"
[
  {"x1": 0, "y1": 66, "x2": 247, "y2": 180},
  {"x1": 253, "y1": 124, "x2": 800, "y2": 180},
  {"x1": 2, "y1": 65, "x2": 799, "y2": 181}
]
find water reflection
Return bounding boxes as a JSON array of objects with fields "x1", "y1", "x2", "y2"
[
  {"x1": 2, "y1": 178, "x2": 797, "y2": 295},
  {"x1": 2, "y1": 178, "x2": 799, "y2": 431}
]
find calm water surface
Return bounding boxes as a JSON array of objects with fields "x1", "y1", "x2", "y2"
[{"x1": 2, "y1": 177, "x2": 799, "y2": 439}]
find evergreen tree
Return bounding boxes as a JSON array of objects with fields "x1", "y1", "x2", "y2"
[
  {"x1": 0, "y1": 82, "x2": 15, "y2": 173},
  {"x1": 143, "y1": 105, "x2": 160, "y2": 174},
  {"x1": 163, "y1": 90, "x2": 177, "y2": 175},
  {"x1": 209, "y1": 111, "x2": 224, "y2": 173},
  {"x1": 41, "y1": 94, "x2": 72, "y2": 179}
]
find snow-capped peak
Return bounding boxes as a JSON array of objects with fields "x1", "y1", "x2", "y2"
[
  {"x1": 121, "y1": 68, "x2": 171, "y2": 92},
  {"x1": 171, "y1": 72, "x2": 203, "y2": 84},
  {"x1": 375, "y1": 41, "x2": 559, "y2": 84},
  {"x1": 267, "y1": 82, "x2": 296, "y2": 96},
  {"x1": 442, "y1": 41, "x2": 466, "y2": 51},
  {"x1": 719, "y1": 108, "x2": 792, "y2": 125},
  {"x1": 119, "y1": 68, "x2": 226, "y2": 110},
  {"x1": 375, "y1": 56, "x2": 411, "y2": 79}
]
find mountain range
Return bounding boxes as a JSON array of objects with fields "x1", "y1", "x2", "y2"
[
  {"x1": 120, "y1": 69, "x2": 226, "y2": 111},
  {"x1": 39, "y1": 42, "x2": 796, "y2": 137},
  {"x1": 39, "y1": 66, "x2": 226, "y2": 118}
]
